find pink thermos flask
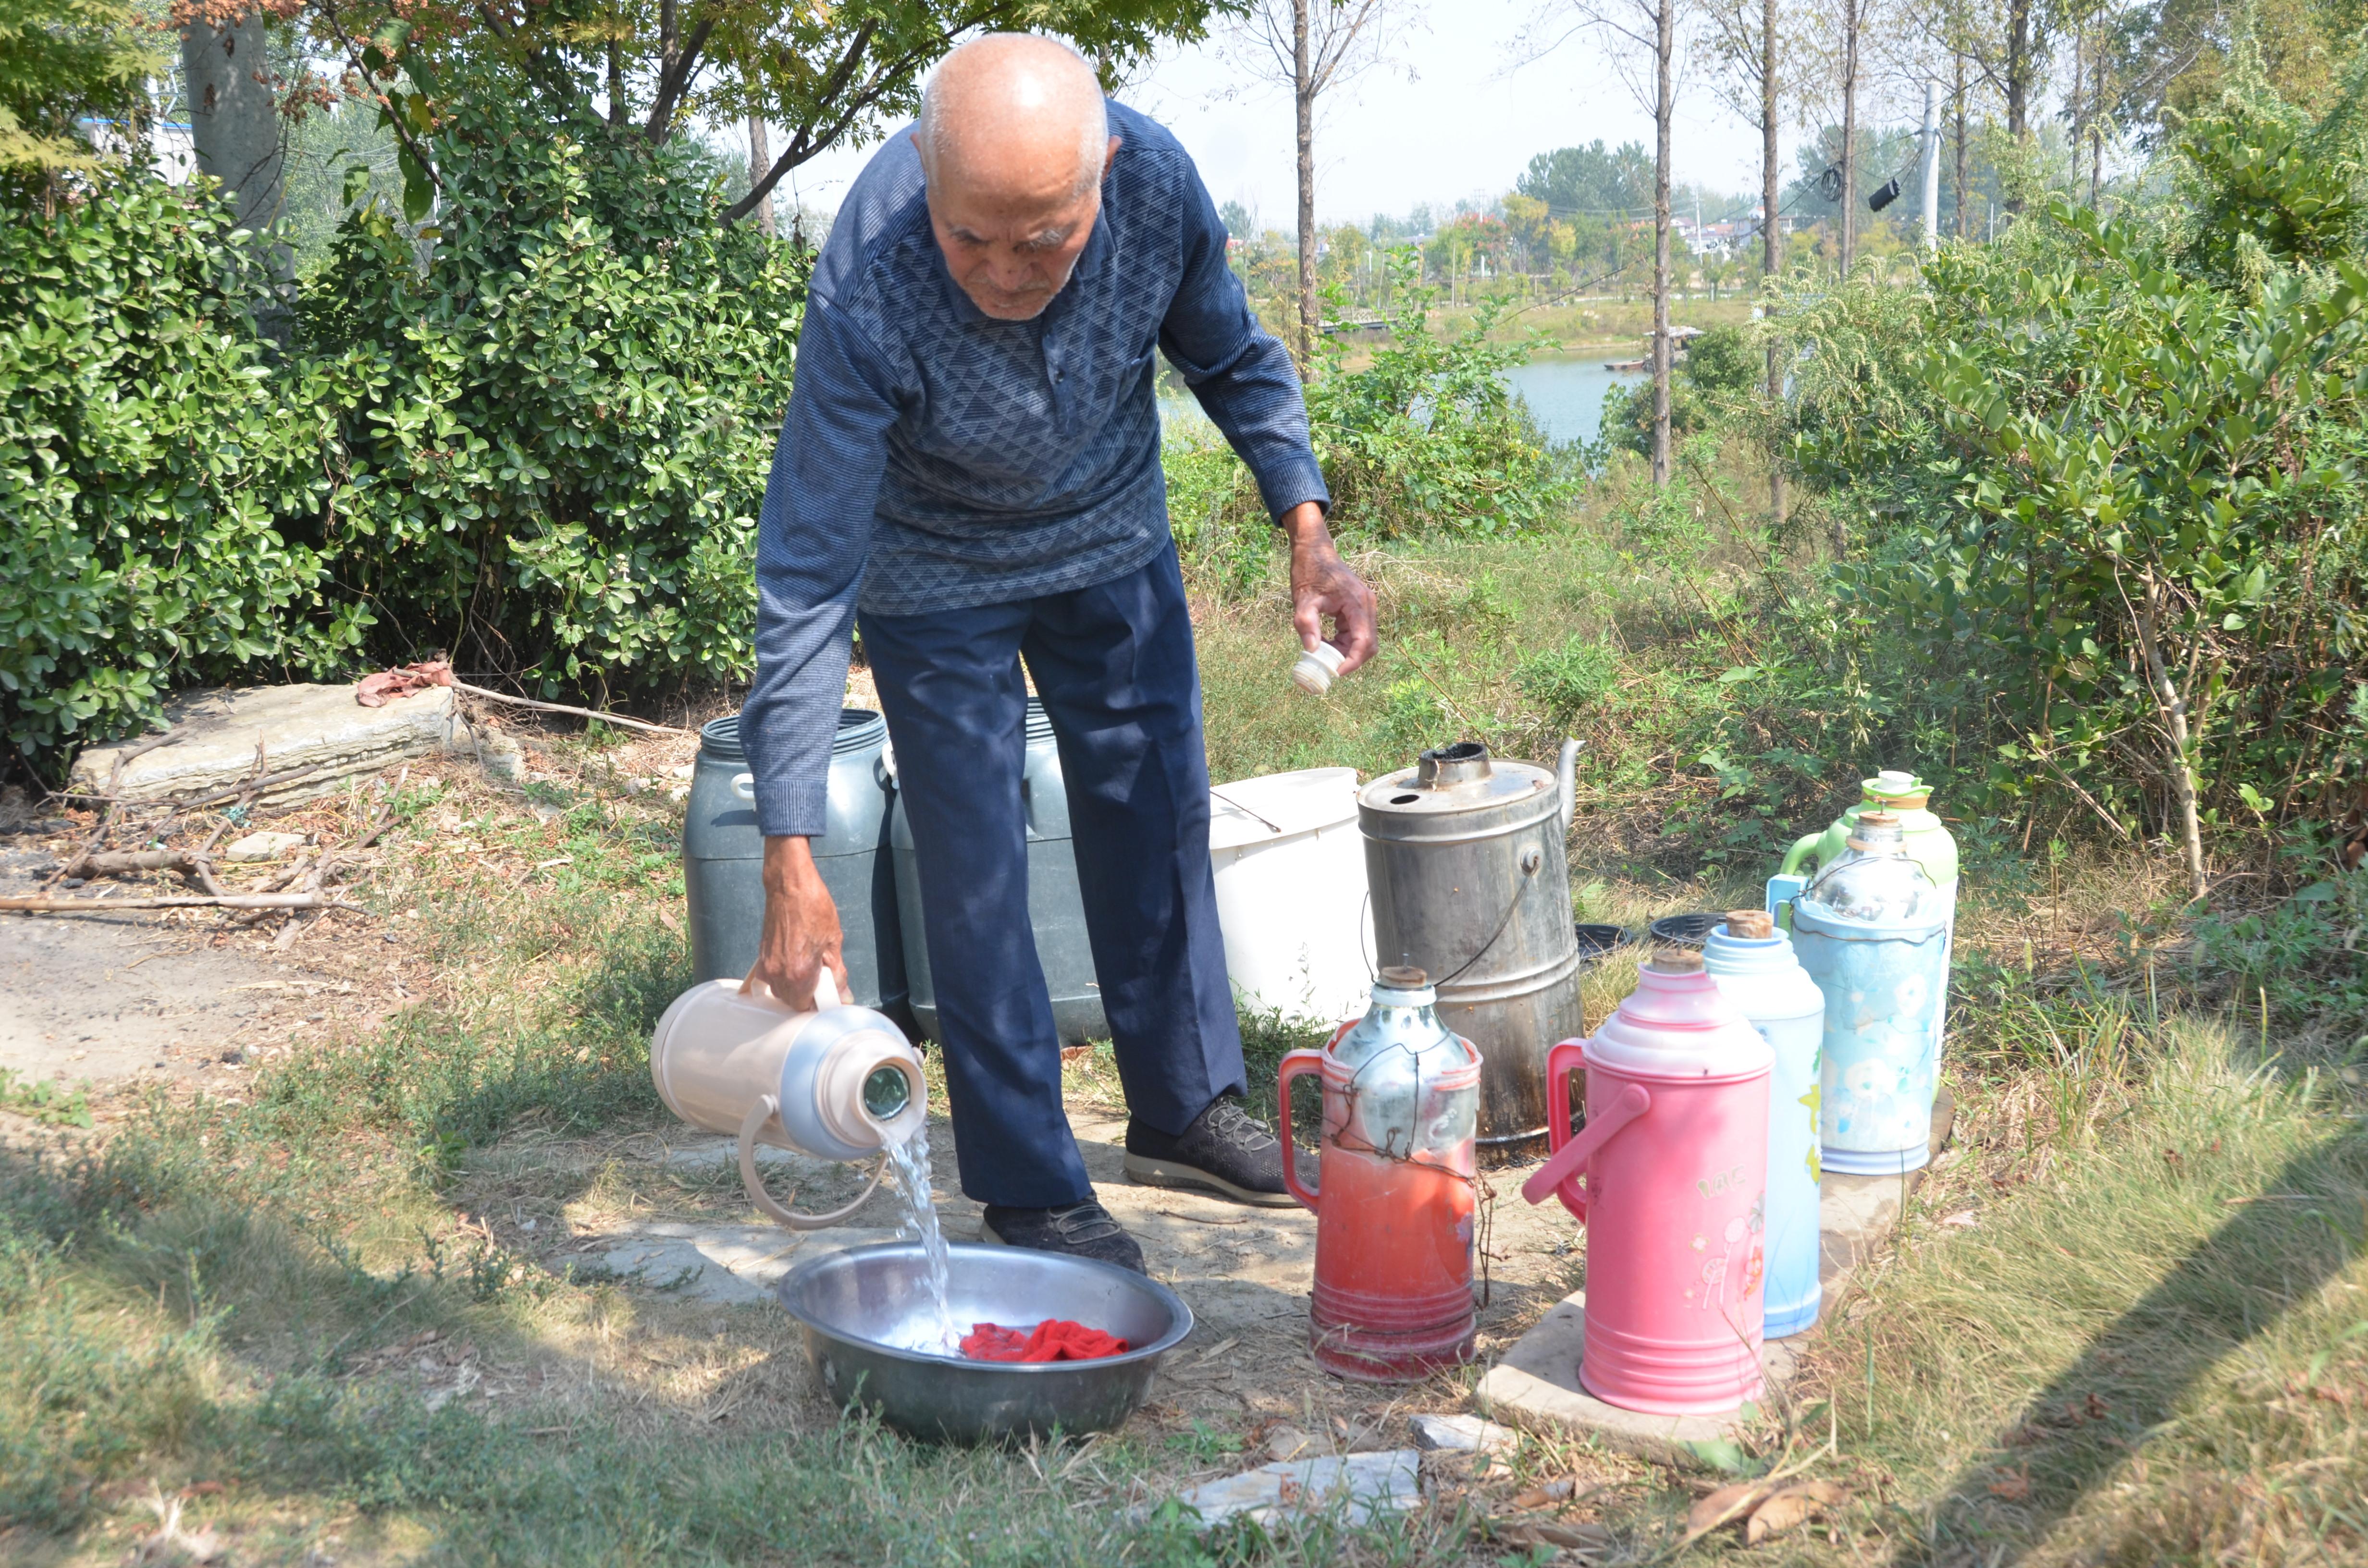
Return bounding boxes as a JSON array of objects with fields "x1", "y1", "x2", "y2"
[{"x1": 1520, "y1": 947, "x2": 1774, "y2": 1414}]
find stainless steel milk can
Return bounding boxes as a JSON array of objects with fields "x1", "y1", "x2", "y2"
[{"x1": 1359, "y1": 739, "x2": 1584, "y2": 1157}]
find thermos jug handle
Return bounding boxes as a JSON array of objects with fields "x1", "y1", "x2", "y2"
[
  {"x1": 1765, "y1": 874, "x2": 1807, "y2": 918},
  {"x1": 738, "y1": 1094, "x2": 892, "y2": 1231},
  {"x1": 1543, "y1": 1038, "x2": 1587, "y2": 1164},
  {"x1": 1276, "y1": 1050, "x2": 1326, "y2": 1212},
  {"x1": 731, "y1": 772, "x2": 755, "y2": 802},
  {"x1": 743, "y1": 972, "x2": 842, "y2": 1013},
  {"x1": 1521, "y1": 1080, "x2": 1652, "y2": 1221}
]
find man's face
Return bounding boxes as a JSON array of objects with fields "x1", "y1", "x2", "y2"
[{"x1": 923, "y1": 135, "x2": 1120, "y2": 321}]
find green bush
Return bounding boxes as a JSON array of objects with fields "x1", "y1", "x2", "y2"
[
  {"x1": 1599, "y1": 322, "x2": 1761, "y2": 459},
  {"x1": 1775, "y1": 94, "x2": 2368, "y2": 848},
  {"x1": 1306, "y1": 250, "x2": 1579, "y2": 538},
  {"x1": 300, "y1": 101, "x2": 807, "y2": 692},
  {"x1": 0, "y1": 174, "x2": 367, "y2": 758}
]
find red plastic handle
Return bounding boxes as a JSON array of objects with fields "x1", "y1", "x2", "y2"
[
  {"x1": 1544, "y1": 1038, "x2": 1587, "y2": 1161},
  {"x1": 1521, "y1": 1080, "x2": 1653, "y2": 1221},
  {"x1": 1278, "y1": 1050, "x2": 1325, "y2": 1212}
]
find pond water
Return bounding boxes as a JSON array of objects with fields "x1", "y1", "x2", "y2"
[
  {"x1": 1158, "y1": 354, "x2": 1646, "y2": 450},
  {"x1": 1504, "y1": 355, "x2": 1648, "y2": 447}
]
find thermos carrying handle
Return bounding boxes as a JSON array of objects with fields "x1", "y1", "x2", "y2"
[
  {"x1": 1277, "y1": 1050, "x2": 1326, "y2": 1212},
  {"x1": 731, "y1": 772, "x2": 755, "y2": 802},
  {"x1": 1522, "y1": 1077, "x2": 1652, "y2": 1220},
  {"x1": 1765, "y1": 873, "x2": 1807, "y2": 921},
  {"x1": 740, "y1": 973, "x2": 843, "y2": 1013},
  {"x1": 1543, "y1": 1038, "x2": 1587, "y2": 1164},
  {"x1": 738, "y1": 1094, "x2": 891, "y2": 1231}
]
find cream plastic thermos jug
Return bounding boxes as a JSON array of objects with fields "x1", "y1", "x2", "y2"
[{"x1": 651, "y1": 973, "x2": 926, "y2": 1229}]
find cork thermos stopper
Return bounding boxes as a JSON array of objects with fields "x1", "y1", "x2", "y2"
[
  {"x1": 1726, "y1": 909, "x2": 1775, "y2": 940},
  {"x1": 1645, "y1": 945, "x2": 1704, "y2": 974}
]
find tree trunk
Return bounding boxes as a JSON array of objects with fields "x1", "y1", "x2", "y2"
[
  {"x1": 1294, "y1": 0, "x2": 1318, "y2": 374},
  {"x1": 1652, "y1": 0, "x2": 1674, "y2": 488},
  {"x1": 1763, "y1": 0, "x2": 1785, "y2": 523},
  {"x1": 2136, "y1": 576, "x2": 2208, "y2": 901},
  {"x1": 1839, "y1": 0, "x2": 1859, "y2": 275},
  {"x1": 2005, "y1": 0, "x2": 2032, "y2": 213},
  {"x1": 1952, "y1": 50, "x2": 1969, "y2": 239},
  {"x1": 2089, "y1": 49, "x2": 2105, "y2": 206},
  {"x1": 747, "y1": 118, "x2": 777, "y2": 237},
  {"x1": 181, "y1": 13, "x2": 282, "y2": 234}
]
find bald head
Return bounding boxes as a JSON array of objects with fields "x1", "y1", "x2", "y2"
[
  {"x1": 913, "y1": 34, "x2": 1121, "y2": 320},
  {"x1": 918, "y1": 34, "x2": 1108, "y2": 202}
]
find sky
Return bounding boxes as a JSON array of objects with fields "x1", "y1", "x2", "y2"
[{"x1": 771, "y1": 0, "x2": 1796, "y2": 228}]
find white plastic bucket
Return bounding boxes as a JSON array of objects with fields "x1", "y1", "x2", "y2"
[{"x1": 1209, "y1": 768, "x2": 1373, "y2": 1026}]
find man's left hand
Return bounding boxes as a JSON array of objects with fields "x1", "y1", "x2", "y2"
[{"x1": 1280, "y1": 502, "x2": 1377, "y2": 674}]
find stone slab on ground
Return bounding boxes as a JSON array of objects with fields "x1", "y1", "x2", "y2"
[
  {"x1": 1475, "y1": 1091, "x2": 1956, "y2": 1468},
  {"x1": 69, "y1": 684, "x2": 460, "y2": 804},
  {"x1": 1412, "y1": 1413, "x2": 1517, "y2": 1453},
  {"x1": 1169, "y1": 1450, "x2": 1423, "y2": 1529},
  {"x1": 597, "y1": 1220, "x2": 901, "y2": 1304}
]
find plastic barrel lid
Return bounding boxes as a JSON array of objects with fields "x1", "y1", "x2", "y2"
[
  {"x1": 1573, "y1": 922, "x2": 1636, "y2": 957},
  {"x1": 1646, "y1": 912, "x2": 1722, "y2": 949}
]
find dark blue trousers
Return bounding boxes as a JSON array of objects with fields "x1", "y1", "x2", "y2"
[{"x1": 859, "y1": 545, "x2": 1246, "y2": 1208}]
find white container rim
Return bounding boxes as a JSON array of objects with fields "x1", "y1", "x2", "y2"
[{"x1": 1208, "y1": 766, "x2": 1360, "y2": 851}]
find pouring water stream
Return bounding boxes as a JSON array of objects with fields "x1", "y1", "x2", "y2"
[{"x1": 881, "y1": 1122, "x2": 960, "y2": 1355}]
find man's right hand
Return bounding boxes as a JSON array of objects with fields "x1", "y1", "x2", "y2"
[{"x1": 744, "y1": 835, "x2": 852, "y2": 1010}]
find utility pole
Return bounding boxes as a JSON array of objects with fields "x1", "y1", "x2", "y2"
[{"x1": 1919, "y1": 81, "x2": 1940, "y2": 249}]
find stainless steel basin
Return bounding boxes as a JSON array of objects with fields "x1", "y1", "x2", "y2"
[{"x1": 776, "y1": 1241, "x2": 1193, "y2": 1443}]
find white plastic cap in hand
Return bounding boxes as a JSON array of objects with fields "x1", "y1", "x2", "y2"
[{"x1": 1290, "y1": 641, "x2": 1347, "y2": 697}]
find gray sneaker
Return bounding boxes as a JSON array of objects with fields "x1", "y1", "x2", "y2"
[
  {"x1": 1123, "y1": 1096, "x2": 1310, "y2": 1207},
  {"x1": 979, "y1": 1199, "x2": 1146, "y2": 1274}
]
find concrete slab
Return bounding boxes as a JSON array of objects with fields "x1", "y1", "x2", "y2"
[
  {"x1": 69, "y1": 684, "x2": 459, "y2": 804},
  {"x1": 1169, "y1": 1449, "x2": 1423, "y2": 1529},
  {"x1": 595, "y1": 1220, "x2": 900, "y2": 1304},
  {"x1": 1475, "y1": 1091, "x2": 1955, "y2": 1468},
  {"x1": 1412, "y1": 1413, "x2": 1517, "y2": 1453}
]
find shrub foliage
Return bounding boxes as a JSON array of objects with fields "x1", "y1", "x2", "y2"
[
  {"x1": 299, "y1": 101, "x2": 806, "y2": 693},
  {"x1": 0, "y1": 103, "x2": 803, "y2": 763},
  {"x1": 0, "y1": 176, "x2": 366, "y2": 757}
]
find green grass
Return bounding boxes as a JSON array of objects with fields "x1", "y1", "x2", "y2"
[
  {"x1": 6, "y1": 492, "x2": 2367, "y2": 1565},
  {"x1": 1773, "y1": 1020, "x2": 2368, "y2": 1564}
]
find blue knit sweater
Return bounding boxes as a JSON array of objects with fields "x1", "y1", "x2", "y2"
[{"x1": 740, "y1": 100, "x2": 1329, "y2": 838}]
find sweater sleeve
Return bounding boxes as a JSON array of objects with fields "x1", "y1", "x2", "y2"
[
  {"x1": 1155, "y1": 159, "x2": 1332, "y2": 522},
  {"x1": 739, "y1": 294, "x2": 903, "y2": 838}
]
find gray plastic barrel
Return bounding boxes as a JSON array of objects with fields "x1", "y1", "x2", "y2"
[
  {"x1": 890, "y1": 699, "x2": 1107, "y2": 1045},
  {"x1": 681, "y1": 710, "x2": 907, "y2": 1018}
]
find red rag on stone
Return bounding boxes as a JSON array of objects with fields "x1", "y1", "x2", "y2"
[
  {"x1": 959, "y1": 1320, "x2": 1130, "y2": 1363},
  {"x1": 356, "y1": 660, "x2": 455, "y2": 708}
]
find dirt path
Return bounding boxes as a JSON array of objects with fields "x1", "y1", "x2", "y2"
[{"x1": 0, "y1": 843, "x2": 383, "y2": 1102}]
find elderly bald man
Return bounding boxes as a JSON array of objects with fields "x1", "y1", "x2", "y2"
[{"x1": 738, "y1": 35, "x2": 1376, "y2": 1271}]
